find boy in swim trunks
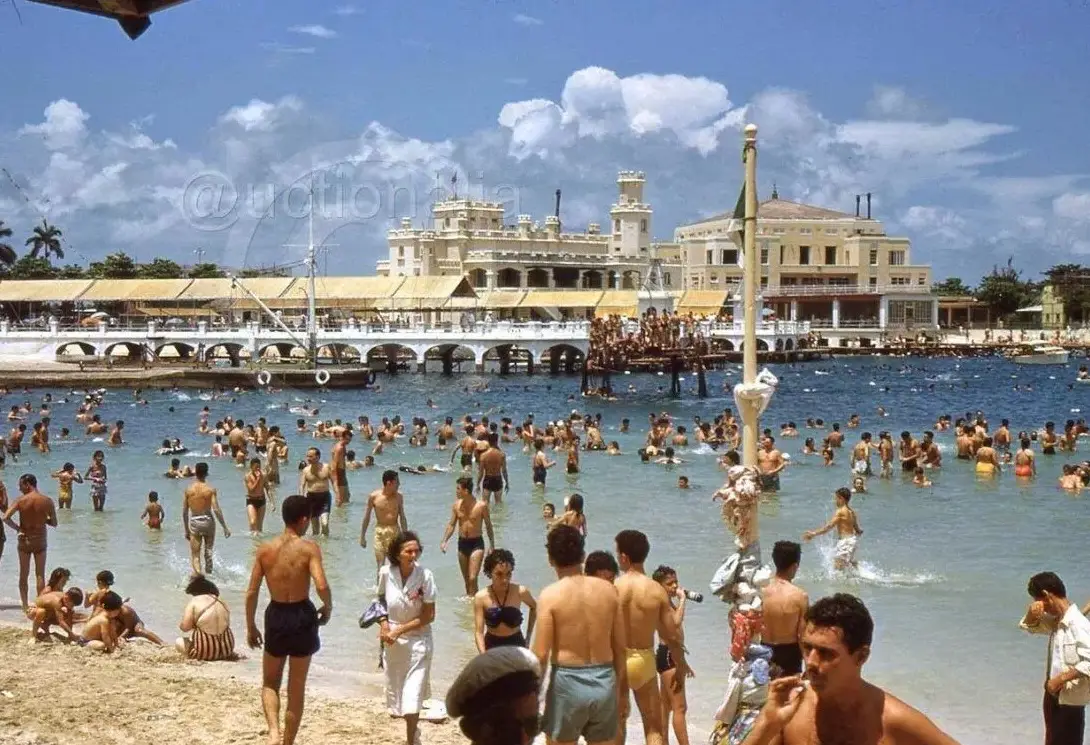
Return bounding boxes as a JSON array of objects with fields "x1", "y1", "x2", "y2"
[
  {"x1": 615, "y1": 529, "x2": 688, "y2": 745},
  {"x1": 29, "y1": 586, "x2": 84, "y2": 642},
  {"x1": 141, "y1": 492, "x2": 164, "y2": 530},
  {"x1": 803, "y1": 487, "x2": 863, "y2": 571},
  {"x1": 360, "y1": 469, "x2": 408, "y2": 571}
]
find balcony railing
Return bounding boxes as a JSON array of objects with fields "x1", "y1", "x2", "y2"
[{"x1": 720, "y1": 283, "x2": 931, "y2": 298}]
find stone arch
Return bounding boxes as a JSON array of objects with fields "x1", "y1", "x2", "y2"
[
  {"x1": 317, "y1": 343, "x2": 362, "y2": 362},
  {"x1": 423, "y1": 343, "x2": 476, "y2": 361},
  {"x1": 621, "y1": 270, "x2": 640, "y2": 290},
  {"x1": 775, "y1": 338, "x2": 784, "y2": 352},
  {"x1": 527, "y1": 268, "x2": 550, "y2": 288},
  {"x1": 718, "y1": 339, "x2": 736, "y2": 352},
  {"x1": 204, "y1": 342, "x2": 245, "y2": 367},
  {"x1": 155, "y1": 342, "x2": 197, "y2": 361},
  {"x1": 103, "y1": 341, "x2": 147, "y2": 360},
  {"x1": 539, "y1": 343, "x2": 586, "y2": 364},
  {"x1": 469, "y1": 268, "x2": 488, "y2": 289},
  {"x1": 796, "y1": 337, "x2": 809, "y2": 350},
  {"x1": 497, "y1": 268, "x2": 521, "y2": 288},
  {"x1": 757, "y1": 339, "x2": 770, "y2": 352},
  {"x1": 257, "y1": 342, "x2": 308, "y2": 361},
  {"x1": 363, "y1": 344, "x2": 419, "y2": 369},
  {"x1": 784, "y1": 338, "x2": 795, "y2": 351},
  {"x1": 56, "y1": 341, "x2": 97, "y2": 357},
  {"x1": 582, "y1": 270, "x2": 603, "y2": 289}
]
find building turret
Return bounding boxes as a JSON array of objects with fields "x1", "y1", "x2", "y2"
[{"x1": 609, "y1": 170, "x2": 652, "y2": 257}]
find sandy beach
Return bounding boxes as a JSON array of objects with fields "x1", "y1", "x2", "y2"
[{"x1": 0, "y1": 626, "x2": 462, "y2": 745}]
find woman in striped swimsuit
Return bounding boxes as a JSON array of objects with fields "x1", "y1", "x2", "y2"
[{"x1": 176, "y1": 575, "x2": 236, "y2": 661}]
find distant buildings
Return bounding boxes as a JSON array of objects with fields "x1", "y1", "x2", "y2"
[
  {"x1": 675, "y1": 187, "x2": 936, "y2": 331},
  {"x1": 378, "y1": 171, "x2": 682, "y2": 291},
  {"x1": 378, "y1": 174, "x2": 940, "y2": 332}
]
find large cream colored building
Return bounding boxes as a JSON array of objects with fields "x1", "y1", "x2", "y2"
[
  {"x1": 378, "y1": 171, "x2": 682, "y2": 292},
  {"x1": 676, "y1": 189, "x2": 937, "y2": 330}
]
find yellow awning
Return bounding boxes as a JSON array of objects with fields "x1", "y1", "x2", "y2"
[
  {"x1": 78, "y1": 279, "x2": 194, "y2": 302},
  {"x1": 522, "y1": 289, "x2": 604, "y2": 308},
  {"x1": 378, "y1": 276, "x2": 478, "y2": 310},
  {"x1": 135, "y1": 305, "x2": 220, "y2": 317},
  {"x1": 0, "y1": 279, "x2": 95, "y2": 302},
  {"x1": 177, "y1": 277, "x2": 296, "y2": 301},
  {"x1": 277, "y1": 276, "x2": 406, "y2": 308},
  {"x1": 595, "y1": 306, "x2": 638, "y2": 317},
  {"x1": 677, "y1": 289, "x2": 727, "y2": 314},
  {"x1": 479, "y1": 290, "x2": 527, "y2": 309},
  {"x1": 596, "y1": 290, "x2": 637, "y2": 316}
]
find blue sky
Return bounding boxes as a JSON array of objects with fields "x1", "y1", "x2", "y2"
[{"x1": 1, "y1": 0, "x2": 1088, "y2": 282}]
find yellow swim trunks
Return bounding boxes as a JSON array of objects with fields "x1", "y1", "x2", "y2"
[
  {"x1": 625, "y1": 647, "x2": 656, "y2": 691},
  {"x1": 374, "y1": 525, "x2": 400, "y2": 564}
]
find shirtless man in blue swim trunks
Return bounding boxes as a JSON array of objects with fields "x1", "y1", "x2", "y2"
[
  {"x1": 533, "y1": 524, "x2": 628, "y2": 745},
  {"x1": 439, "y1": 476, "x2": 494, "y2": 596}
]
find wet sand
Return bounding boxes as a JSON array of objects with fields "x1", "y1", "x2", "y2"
[{"x1": 0, "y1": 626, "x2": 462, "y2": 744}]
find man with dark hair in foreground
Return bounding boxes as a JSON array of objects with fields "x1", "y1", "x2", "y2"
[
  {"x1": 245, "y1": 494, "x2": 333, "y2": 745},
  {"x1": 744, "y1": 593, "x2": 960, "y2": 745}
]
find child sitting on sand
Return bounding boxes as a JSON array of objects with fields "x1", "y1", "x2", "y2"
[
  {"x1": 29, "y1": 586, "x2": 84, "y2": 642},
  {"x1": 141, "y1": 492, "x2": 164, "y2": 530},
  {"x1": 80, "y1": 591, "x2": 124, "y2": 652}
]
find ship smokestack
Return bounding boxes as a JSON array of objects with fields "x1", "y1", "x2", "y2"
[
  {"x1": 866, "y1": 192, "x2": 872, "y2": 219},
  {"x1": 855, "y1": 194, "x2": 861, "y2": 217}
]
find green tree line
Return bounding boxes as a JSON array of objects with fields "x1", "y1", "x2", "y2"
[
  {"x1": 933, "y1": 259, "x2": 1090, "y2": 321},
  {"x1": 0, "y1": 219, "x2": 284, "y2": 281}
]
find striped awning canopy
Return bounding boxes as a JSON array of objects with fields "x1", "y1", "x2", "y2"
[
  {"x1": 178, "y1": 277, "x2": 296, "y2": 302},
  {"x1": 78, "y1": 279, "x2": 194, "y2": 302},
  {"x1": 676, "y1": 289, "x2": 728, "y2": 316},
  {"x1": 594, "y1": 290, "x2": 638, "y2": 317}
]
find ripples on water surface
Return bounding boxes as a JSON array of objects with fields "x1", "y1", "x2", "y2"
[{"x1": 1, "y1": 355, "x2": 1087, "y2": 743}]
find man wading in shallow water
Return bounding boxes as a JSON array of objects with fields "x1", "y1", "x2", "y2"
[
  {"x1": 246, "y1": 494, "x2": 332, "y2": 745},
  {"x1": 742, "y1": 593, "x2": 960, "y2": 745}
]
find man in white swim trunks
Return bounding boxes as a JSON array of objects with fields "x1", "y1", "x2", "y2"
[
  {"x1": 802, "y1": 488, "x2": 862, "y2": 571},
  {"x1": 850, "y1": 432, "x2": 874, "y2": 477},
  {"x1": 183, "y1": 462, "x2": 231, "y2": 575}
]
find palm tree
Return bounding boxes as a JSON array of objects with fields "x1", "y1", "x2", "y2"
[
  {"x1": 25, "y1": 220, "x2": 64, "y2": 261},
  {"x1": 0, "y1": 219, "x2": 15, "y2": 268}
]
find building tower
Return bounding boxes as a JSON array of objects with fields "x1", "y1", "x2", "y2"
[{"x1": 608, "y1": 171, "x2": 652, "y2": 258}]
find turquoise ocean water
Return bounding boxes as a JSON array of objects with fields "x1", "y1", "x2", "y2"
[{"x1": 1, "y1": 356, "x2": 1087, "y2": 744}]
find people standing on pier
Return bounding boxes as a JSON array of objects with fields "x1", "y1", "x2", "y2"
[
  {"x1": 245, "y1": 494, "x2": 332, "y2": 745},
  {"x1": 182, "y1": 462, "x2": 231, "y2": 575},
  {"x1": 299, "y1": 447, "x2": 332, "y2": 537},
  {"x1": 360, "y1": 470, "x2": 408, "y2": 572},
  {"x1": 440, "y1": 476, "x2": 494, "y2": 596},
  {"x1": 3, "y1": 474, "x2": 57, "y2": 610},
  {"x1": 744, "y1": 594, "x2": 961, "y2": 745}
]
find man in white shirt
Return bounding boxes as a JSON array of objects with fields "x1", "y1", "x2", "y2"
[{"x1": 1020, "y1": 571, "x2": 1090, "y2": 745}]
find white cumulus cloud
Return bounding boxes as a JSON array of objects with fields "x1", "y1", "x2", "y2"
[
  {"x1": 289, "y1": 24, "x2": 337, "y2": 39},
  {"x1": 19, "y1": 99, "x2": 90, "y2": 150},
  {"x1": 218, "y1": 96, "x2": 304, "y2": 133},
  {"x1": 512, "y1": 14, "x2": 542, "y2": 26}
]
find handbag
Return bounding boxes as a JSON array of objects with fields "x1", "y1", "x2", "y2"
[{"x1": 359, "y1": 599, "x2": 388, "y2": 629}]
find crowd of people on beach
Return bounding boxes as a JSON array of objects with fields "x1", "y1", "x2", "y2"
[{"x1": 4, "y1": 378, "x2": 1090, "y2": 745}]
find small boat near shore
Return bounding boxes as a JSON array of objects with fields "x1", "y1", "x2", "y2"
[{"x1": 1010, "y1": 342, "x2": 1070, "y2": 365}]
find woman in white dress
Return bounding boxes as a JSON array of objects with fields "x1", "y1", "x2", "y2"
[{"x1": 377, "y1": 530, "x2": 437, "y2": 745}]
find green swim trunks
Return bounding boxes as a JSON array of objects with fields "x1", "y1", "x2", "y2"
[{"x1": 543, "y1": 663, "x2": 618, "y2": 742}]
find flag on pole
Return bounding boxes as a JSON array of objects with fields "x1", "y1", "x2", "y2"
[{"x1": 726, "y1": 181, "x2": 746, "y2": 261}]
